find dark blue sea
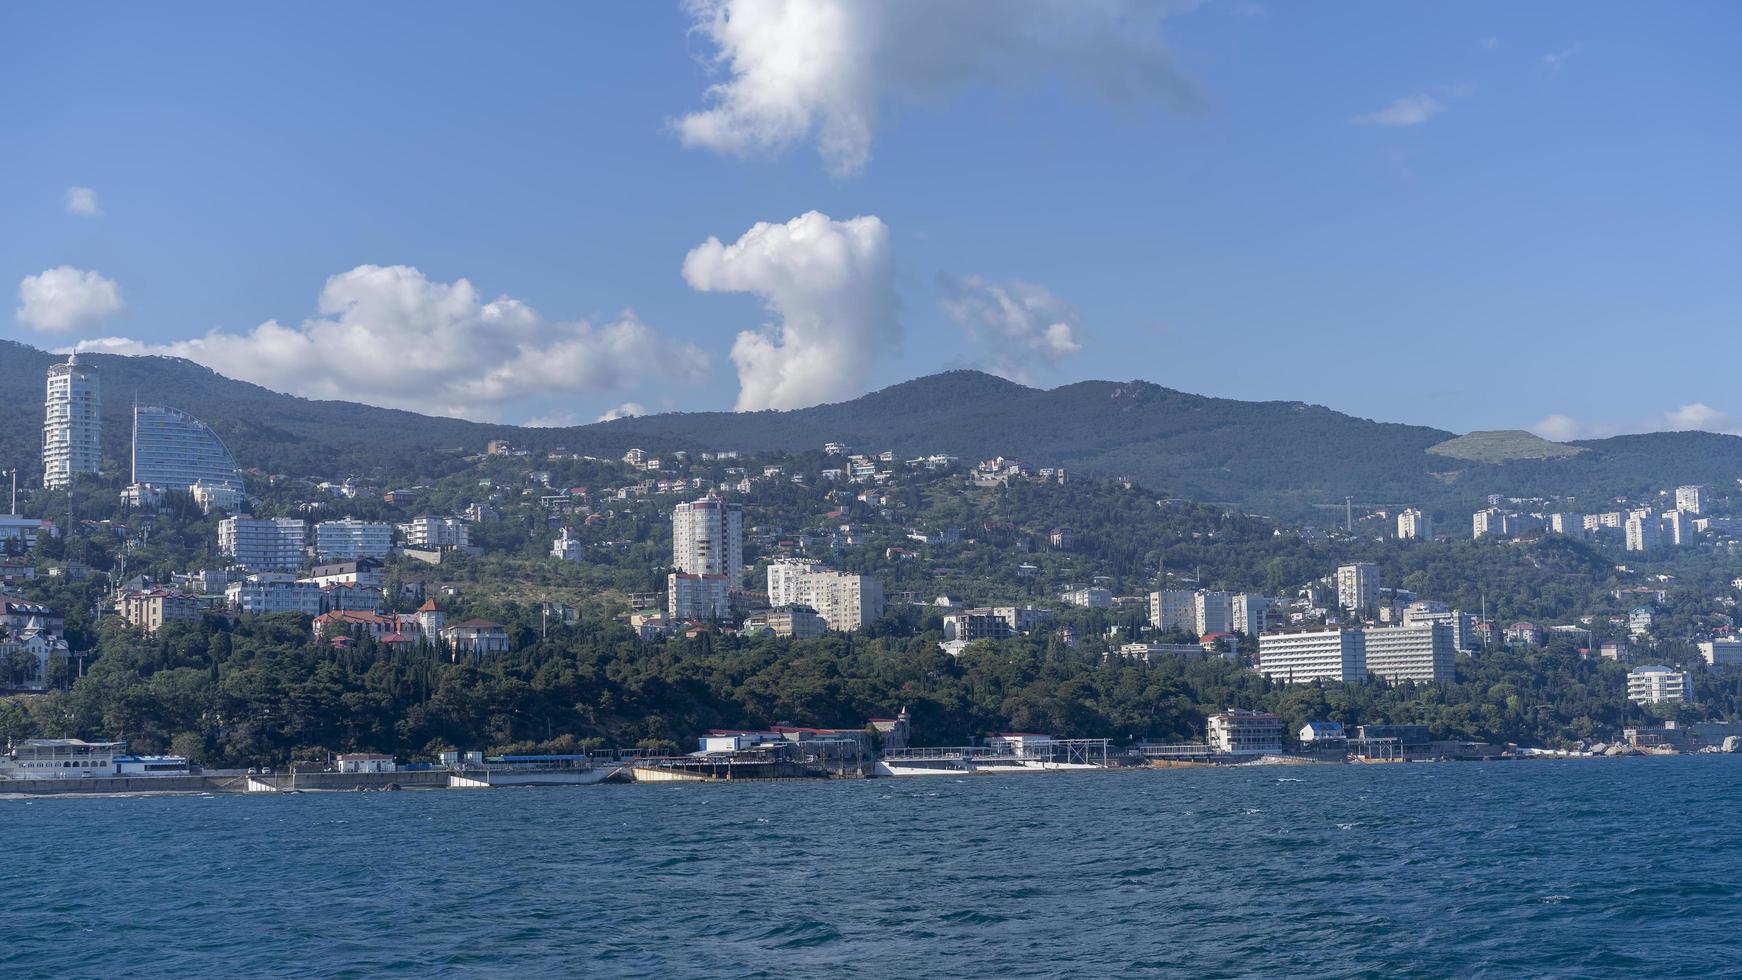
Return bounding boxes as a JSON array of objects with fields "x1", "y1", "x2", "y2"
[{"x1": 5, "y1": 757, "x2": 1740, "y2": 978}]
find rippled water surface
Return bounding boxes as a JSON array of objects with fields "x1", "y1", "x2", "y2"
[{"x1": 6, "y1": 757, "x2": 1741, "y2": 978}]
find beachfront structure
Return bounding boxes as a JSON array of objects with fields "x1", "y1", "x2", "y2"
[
  {"x1": 114, "y1": 589, "x2": 202, "y2": 635},
  {"x1": 1336, "y1": 563, "x2": 1380, "y2": 617},
  {"x1": 219, "y1": 517, "x2": 308, "y2": 571},
  {"x1": 398, "y1": 516, "x2": 470, "y2": 549},
  {"x1": 0, "y1": 739, "x2": 126, "y2": 778},
  {"x1": 672, "y1": 493, "x2": 743, "y2": 580},
  {"x1": 1299, "y1": 721, "x2": 1346, "y2": 744},
  {"x1": 130, "y1": 404, "x2": 242, "y2": 491},
  {"x1": 336, "y1": 753, "x2": 396, "y2": 774},
  {"x1": 313, "y1": 520, "x2": 393, "y2": 562},
  {"x1": 1206, "y1": 709, "x2": 1283, "y2": 756},
  {"x1": 1627, "y1": 665, "x2": 1692, "y2": 705},
  {"x1": 42, "y1": 353, "x2": 101, "y2": 490}
]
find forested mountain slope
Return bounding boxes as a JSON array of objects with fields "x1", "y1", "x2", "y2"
[{"x1": 6, "y1": 340, "x2": 1742, "y2": 518}]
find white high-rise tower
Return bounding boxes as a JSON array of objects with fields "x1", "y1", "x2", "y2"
[
  {"x1": 43, "y1": 352, "x2": 101, "y2": 489},
  {"x1": 671, "y1": 493, "x2": 743, "y2": 580},
  {"x1": 668, "y1": 494, "x2": 743, "y2": 621}
]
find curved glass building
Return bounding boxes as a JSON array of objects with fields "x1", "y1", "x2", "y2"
[{"x1": 131, "y1": 404, "x2": 242, "y2": 491}]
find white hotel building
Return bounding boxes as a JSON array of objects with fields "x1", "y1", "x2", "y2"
[
  {"x1": 314, "y1": 519, "x2": 393, "y2": 561},
  {"x1": 1627, "y1": 665, "x2": 1692, "y2": 705},
  {"x1": 219, "y1": 517, "x2": 308, "y2": 572},
  {"x1": 1258, "y1": 623, "x2": 1455, "y2": 685}
]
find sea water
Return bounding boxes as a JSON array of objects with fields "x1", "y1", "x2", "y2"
[{"x1": 4, "y1": 756, "x2": 1739, "y2": 978}]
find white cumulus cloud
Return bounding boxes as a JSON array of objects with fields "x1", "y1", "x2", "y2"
[
  {"x1": 65, "y1": 187, "x2": 102, "y2": 217},
  {"x1": 83, "y1": 264, "x2": 710, "y2": 422},
  {"x1": 596, "y1": 402, "x2": 648, "y2": 423},
  {"x1": 674, "y1": 0, "x2": 1202, "y2": 175},
  {"x1": 938, "y1": 274, "x2": 1082, "y2": 384},
  {"x1": 684, "y1": 210, "x2": 896, "y2": 411},
  {"x1": 1528, "y1": 403, "x2": 1742, "y2": 441},
  {"x1": 16, "y1": 266, "x2": 126, "y2": 333},
  {"x1": 1350, "y1": 83, "x2": 1474, "y2": 127}
]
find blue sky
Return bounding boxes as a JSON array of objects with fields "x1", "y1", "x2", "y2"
[{"x1": 3, "y1": 1, "x2": 1737, "y2": 436}]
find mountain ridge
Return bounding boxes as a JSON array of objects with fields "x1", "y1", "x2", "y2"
[{"x1": 4, "y1": 338, "x2": 1739, "y2": 518}]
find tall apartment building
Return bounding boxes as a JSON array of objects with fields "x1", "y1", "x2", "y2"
[
  {"x1": 398, "y1": 516, "x2": 470, "y2": 549},
  {"x1": 1675, "y1": 485, "x2": 1706, "y2": 515},
  {"x1": 668, "y1": 572, "x2": 731, "y2": 620},
  {"x1": 42, "y1": 352, "x2": 101, "y2": 489},
  {"x1": 1148, "y1": 589, "x2": 1196, "y2": 633},
  {"x1": 1662, "y1": 508, "x2": 1696, "y2": 547},
  {"x1": 1231, "y1": 594, "x2": 1269, "y2": 637},
  {"x1": 1472, "y1": 508, "x2": 1505, "y2": 539},
  {"x1": 1194, "y1": 591, "x2": 1233, "y2": 636},
  {"x1": 764, "y1": 562, "x2": 884, "y2": 631},
  {"x1": 766, "y1": 558, "x2": 823, "y2": 605},
  {"x1": 1548, "y1": 513, "x2": 1585, "y2": 538},
  {"x1": 219, "y1": 517, "x2": 308, "y2": 571},
  {"x1": 314, "y1": 519, "x2": 393, "y2": 561},
  {"x1": 130, "y1": 404, "x2": 242, "y2": 491},
  {"x1": 1336, "y1": 563, "x2": 1380, "y2": 617},
  {"x1": 1627, "y1": 665, "x2": 1691, "y2": 705},
  {"x1": 672, "y1": 494, "x2": 743, "y2": 581},
  {"x1": 1625, "y1": 511, "x2": 1660, "y2": 552},
  {"x1": 1396, "y1": 508, "x2": 1432, "y2": 541}
]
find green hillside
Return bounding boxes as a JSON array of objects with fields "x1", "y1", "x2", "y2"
[
  {"x1": 6, "y1": 339, "x2": 1742, "y2": 519},
  {"x1": 1428, "y1": 430, "x2": 1586, "y2": 463}
]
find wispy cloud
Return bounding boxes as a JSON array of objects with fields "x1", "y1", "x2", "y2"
[
  {"x1": 1530, "y1": 403, "x2": 1742, "y2": 441},
  {"x1": 1543, "y1": 45, "x2": 1581, "y2": 72},
  {"x1": 1478, "y1": 37, "x2": 1499, "y2": 53},
  {"x1": 1349, "y1": 83, "x2": 1474, "y2": 127},
  {"x1": 938, "y1": 273, "x2": 1083, "y2": 384},
  {"x1": 64, "y1": 186, "x2": 102, "y2": 217}
]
